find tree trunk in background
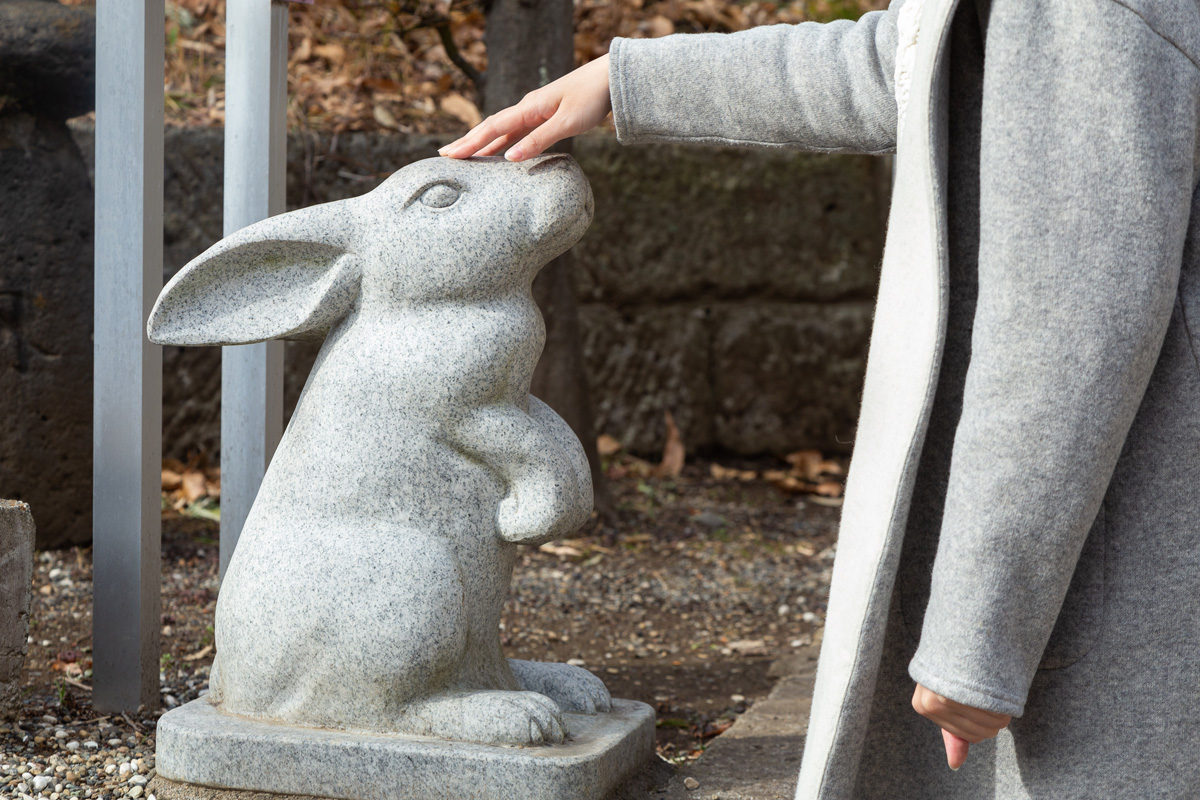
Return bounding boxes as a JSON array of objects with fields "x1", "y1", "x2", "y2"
[{"x1": 483, "y1": 0, "x2": 615, "y2": 524}]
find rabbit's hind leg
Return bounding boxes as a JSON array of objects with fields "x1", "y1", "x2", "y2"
[
  {"x1": 396, "y1": 689, "x2": 566, "y2": 746},
  {"x1": 507, "y1": 659, "x2": 612, "y2": 714},
  {"x1": 212, "y1": 527, "x2": 469, "y2": 730}
]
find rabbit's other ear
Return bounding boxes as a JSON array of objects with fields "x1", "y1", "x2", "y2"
[{"x1": 147, "y1": 202, "x2": 363, "y2": 346}]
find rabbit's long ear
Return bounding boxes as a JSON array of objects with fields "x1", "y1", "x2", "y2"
[{"x1": 147, "y1": 201, "x2": 363, "y2": 346}]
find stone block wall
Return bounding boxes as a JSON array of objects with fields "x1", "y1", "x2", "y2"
[
  {"x1": 571, "y1": 142, "x2": 887, "y2": 453},
  {"x1": 1, "y1": 115, "x2": 94, "y2": 548},
  {"x1": 70, "y1": 124, "x2": 888, "y2": 459}
]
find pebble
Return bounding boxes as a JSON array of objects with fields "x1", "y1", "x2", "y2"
[
  {"x1": 684, "y1": 776, "x2": 701, "y2": 790},
  {"x1": 32, "y1": 775, "x2": 52, "y2": 791},
  {"x1": 129, "y1": 786, "x2": 144, "y2": 798},
  {"x1": 64, "y1": 741, "x2": 79, "y2": 751},
  {"x1": 694, "y1": 512, "x2": 726, "y2": 529}
]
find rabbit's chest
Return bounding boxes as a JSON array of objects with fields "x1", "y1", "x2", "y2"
[{"x1": 318, "y1": 308, "x2": 542, "y2": 403}]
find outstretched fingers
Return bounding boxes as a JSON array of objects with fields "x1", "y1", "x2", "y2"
[
  {"x1": 440, "y1": 93, "x2": 558, "y2": 160},
  {"x1": 505, "y1": 112, "x2": 579, "y2": 161},
  {"x1": 473, "y1": 132, "x2": 521, "y2": 158},
  {"x1": 440, "y1": 55, "x2": 613, "y2": 161}
]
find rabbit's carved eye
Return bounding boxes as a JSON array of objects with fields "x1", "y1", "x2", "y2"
[{"x1": 417, "y1": 182, "x2": 463, "y2": 209}]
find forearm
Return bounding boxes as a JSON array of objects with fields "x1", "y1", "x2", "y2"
[
  {"x1": 909, "y1": 0, "x2": 1199, "y2": 716},
  {"x1": 608, "y1": 5, "x2": 902, "y2": 153}
]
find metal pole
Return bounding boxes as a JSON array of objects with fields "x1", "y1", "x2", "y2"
[
  {"x1": 93, "y1": 0, "x2": 164, "y2": 712},
  {"x1": 220, "y1": 0, "x2": 288, "y2": 580}
]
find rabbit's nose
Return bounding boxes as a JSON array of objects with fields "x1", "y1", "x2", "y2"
[{"x1": 525, "y1": 153, "x2": 571, "y2": 175}]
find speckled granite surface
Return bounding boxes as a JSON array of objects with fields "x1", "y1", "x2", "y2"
[
  {"x1": 147, "y1": 154, "x2": 611, "y2": 748},
  {"x1": 155, "y1": 697, "x2": 656, "y2": 800}
]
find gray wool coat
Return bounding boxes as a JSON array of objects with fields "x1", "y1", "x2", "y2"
[{"x1": 609, "y1": 0, "x2": 1200, "y2": 798}]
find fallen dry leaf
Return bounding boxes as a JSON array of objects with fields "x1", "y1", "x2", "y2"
[
  {"x1": 161, "y1": 469, "x2": 183, "y2": 492},
  {"x1": 290, "y1": 35, "x2": 312, "y2": 65},
  {"x1": 181, "y1": 471, "x2": 207, "y2": 503},
  {"x1": 809, "y1": 496, "x2": 845, "y2": 508},
  {"x1": 440, "y1": 92, "x2": 482, "y2": 127},
  {"x1": 596, "y1": 434, "x2": 623, "y2": 457},
  {"x1": 814, "y1": 480, "x2": 843, "y2": 498},
  {"x1": 774, "y1": 475, "x2": 809, "y2": 494},
  {"x1": 312, "y1": 42, "x2": 347, "y2": 66},
  {"x1": 709, "y1": 464, "x2": 757, "y2": 482},
  {"x1": 727, "y1": 639, "x2": 768, "y2": 656},
  {"x1": 372, "y1": 104, "x2": 400, "y2": 130},
  {"x1": 786, "y1": 449, "x2": 844, "y2": 480},
  {"x1": 694, "y1": 719, "x2": 735, "y2": 739},
  {"x1": 654, "y1": 411, "x2": 685, "y2": 478},
  {"x1": 183, "y1": 644, "x2": 214, "y2": 662},
  {"x1": 538, "y1": 542, "x2": 584, "y2": 558}
]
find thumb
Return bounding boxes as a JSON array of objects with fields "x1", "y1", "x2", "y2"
[{"x1": 942, "y1": 729, "x2": 969, "y2": 771}]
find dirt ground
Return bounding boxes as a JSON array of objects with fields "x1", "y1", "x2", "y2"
[{"x1": 7, "y1": 453, "x2": 840, "y2": 796}]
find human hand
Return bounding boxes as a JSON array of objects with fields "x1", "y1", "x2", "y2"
[
  {"x1": 439, "y1": 55, "x2": 612, "y2": 162},
  {"x1": 911, "y1": 684, "x2": 1011, "y2": 770}
]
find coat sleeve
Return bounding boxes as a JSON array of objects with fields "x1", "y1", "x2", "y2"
[
  {"x1": 908, "y1": 0, "x2": 1200, "y2": 717},
  {"x1": 607, "y1": 3, "x2": 904, "y2": 154}
]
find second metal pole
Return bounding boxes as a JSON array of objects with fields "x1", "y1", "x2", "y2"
[{"x1": 220, "y1": 0, "x2": 288, "y2": 580}]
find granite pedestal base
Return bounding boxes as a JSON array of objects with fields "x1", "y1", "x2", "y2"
[{"x1": 156, "y1": 697, "x2": 656, "y2": 800}]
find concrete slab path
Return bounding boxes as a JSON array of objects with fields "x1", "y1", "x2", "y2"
[{"x1": 614, "y1": 643, "x2": 819, "y2": 800}]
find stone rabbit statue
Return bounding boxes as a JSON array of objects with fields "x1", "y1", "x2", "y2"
[{"x1": 147, "y1": 154, "x2": 609, "y2": 746}]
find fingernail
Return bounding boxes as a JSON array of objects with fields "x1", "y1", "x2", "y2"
[
  {"x1": 949, "y1": 764, "x2": 960, "y2": 772},
  {"x1": 505, "y1": 147, "x2": 523, "y2": 162}
]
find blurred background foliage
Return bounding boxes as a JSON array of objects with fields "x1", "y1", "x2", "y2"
[{"x1": 63, "y1": 0, "x2": 885, "y2": 133}]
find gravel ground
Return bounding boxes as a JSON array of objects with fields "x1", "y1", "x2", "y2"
[{"x1": 3, "y1": 455, "x2": 841, "y2": 796}]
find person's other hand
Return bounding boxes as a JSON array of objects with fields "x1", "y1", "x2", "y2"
[
  {"x1": 911, "y1": 684, "x2": 1011, "y2": 770},
  {"x1": 439, "y1": 55, "x2": 612, "y2": 162}
]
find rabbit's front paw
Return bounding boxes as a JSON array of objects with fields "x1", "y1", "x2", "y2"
[
  {"x1": 508, "y1": 659, "x2": 612, "y2": 714},
  {"x1": 399, "y1": 690, "x2": 567, "y2": 746},
  {"x1": 497, "y1": 476, "x2": 576, "y2": 545}
]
